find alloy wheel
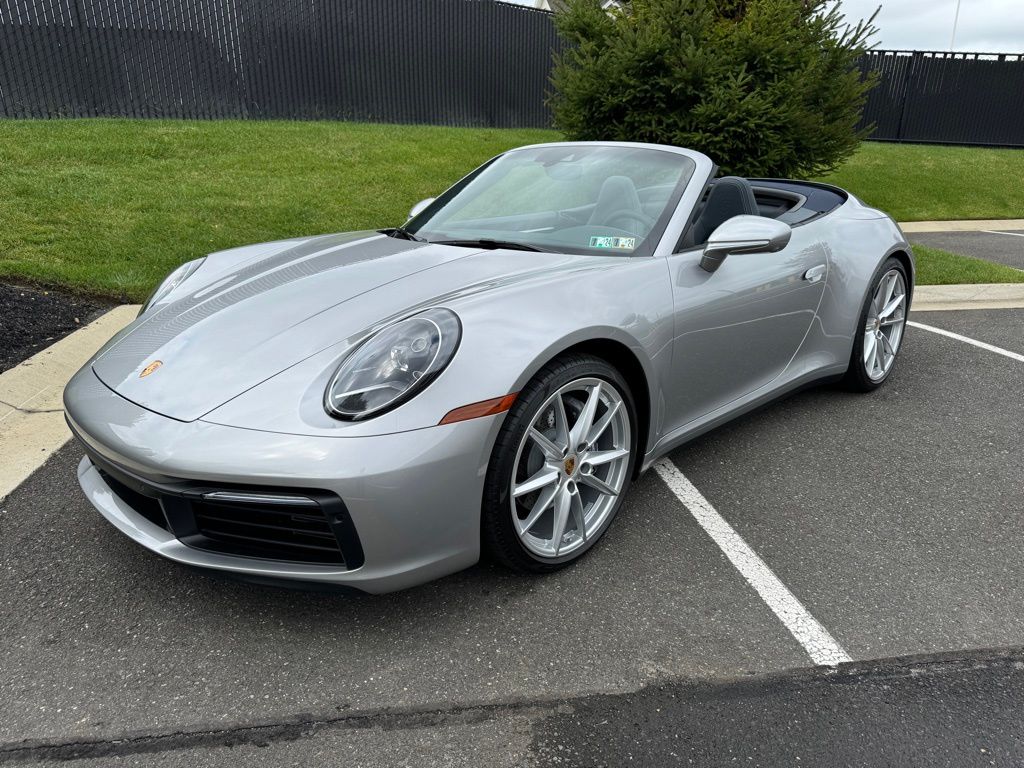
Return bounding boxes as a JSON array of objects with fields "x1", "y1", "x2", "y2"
[
  {"x1": 510, "y1": 377, "x2": 631, "y2": 559},
  {"x1": 863, "y1": 268, "x2": 907, "y2": 381}
]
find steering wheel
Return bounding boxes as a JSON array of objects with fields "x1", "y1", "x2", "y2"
[{"x1": 604, "y1": 209, "x2": 656, "y2": 232}]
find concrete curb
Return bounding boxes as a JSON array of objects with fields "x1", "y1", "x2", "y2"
[
  {"x1": 0, "y1": 305, "x2": 139, "y2": 500},
  {"x1": 899, "y1": 219, "x2": 1024, "y2": 233},
  {"x1": 912, "y1": 283, "x2": 1024, "y2": 312}
]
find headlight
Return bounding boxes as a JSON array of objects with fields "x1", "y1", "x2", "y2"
[
  {"x1": 325, "y1": 308, "x2": 461, "y2": 420},
  {"x1": 138, "y1": 257, "x2": 206, "y2": 316}
]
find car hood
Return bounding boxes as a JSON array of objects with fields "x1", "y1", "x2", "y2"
[{"x1": 92, "y1": 232, "x2": 597, "y2": 422}]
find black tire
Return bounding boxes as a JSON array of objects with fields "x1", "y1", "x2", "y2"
[
  {"x1": 482, "y1": 353, "x2": 638, "y2": 573},
  {"x1": 842, "y1": 256, "x2": 909, "y2": 392}
]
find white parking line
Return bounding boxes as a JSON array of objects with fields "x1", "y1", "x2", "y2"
[
  {"x1": 907, "y1": 321, "x2": 1024, "y2": 363},
  {"x1": 981, "y1": 230, "x2": 1024, "y2": 238},
  {"x1": 654, "y1": 458, "x2": 851, "y2": 666}
]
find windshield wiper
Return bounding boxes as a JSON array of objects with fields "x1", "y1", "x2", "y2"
[
  {"x1": 431, "y1": 238, "x2": 551, "y2": 252},
  {"x1": 380, "y1": 226, "x2": 426, "y2": 242}
]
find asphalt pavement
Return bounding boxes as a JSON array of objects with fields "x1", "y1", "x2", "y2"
[
  {"x1": 0, "y1": 446, "x2": 807, "y2": 744},
  {"x1": 669, "y1": 309, "x2": 1024, "y2": 661},
  {"x1": 912, "y1": 308, "x2": 1024, "y2": 352},
  {"x1": 2, "y1": 307, "x2": 1023, "y2": 766},
  {"x1": 531, "y1": 648, "x2": 1024, "y2": 767},
  {"x1": 908, "y1": 230, "x2": 1024, "y2": 270},
  {"x1": 10, "y1": 649, "x2": 1024, "y2": 767}
]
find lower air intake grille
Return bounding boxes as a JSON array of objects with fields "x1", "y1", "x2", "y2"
[
  {"x1": 97, "y1": 468, "x2": 170, "y2": 532},
  {"x1": 190, "y1": 496, "x2": 346, "y2": 565},
  {"x1": 82, "y1": 446, "x2": 363, "y2": 569}
]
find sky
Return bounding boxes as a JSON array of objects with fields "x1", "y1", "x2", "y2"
[{"x1": 835, "y1": 0, "x2": 1024, "y2": 53}]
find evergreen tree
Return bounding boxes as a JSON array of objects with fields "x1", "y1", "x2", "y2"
[{"x1": 549, "y1": 0, "x2": 878, "y2": 178}]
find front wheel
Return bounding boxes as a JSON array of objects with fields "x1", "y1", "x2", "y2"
[
  {"x1": 843, "y1": 257, "x2": 909, "y2": 392},
  {"x1": 482, "y1": 354, "x2": 637, "y2": 573}
]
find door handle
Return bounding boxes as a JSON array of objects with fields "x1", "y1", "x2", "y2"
[{"x1": 803, "y1": 264, "x2": 826, "y2": 283}]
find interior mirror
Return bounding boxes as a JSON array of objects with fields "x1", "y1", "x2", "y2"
[
  {"x1": 699, "y1": 215, "x2": 792, "y2": 273},
  {"x1": 408, "y1": 197, "x2": 435, "y2": 220}
]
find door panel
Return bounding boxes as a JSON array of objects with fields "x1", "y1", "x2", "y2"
[{"x1": 664, "y1": 225, "x2": 827, "y2": 431}]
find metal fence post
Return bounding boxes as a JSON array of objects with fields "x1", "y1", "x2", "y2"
[{"x1": 893, "y1": 51, "x2": 920, "y2": 143}]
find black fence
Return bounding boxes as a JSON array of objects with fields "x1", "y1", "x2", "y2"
[
  {"x1": 858, "y1": 50, "x2": 1024, "y2": 146},
  {"x1": 2, "y1": 0, "x2": 1024, "y2": 147},
  {"x1": 0, "y1": 0, "x2": 562, "y2": 127}
]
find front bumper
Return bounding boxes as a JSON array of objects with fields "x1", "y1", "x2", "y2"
[{"x1": 65, "y1": 367, "x2": 500, "y2": 594}]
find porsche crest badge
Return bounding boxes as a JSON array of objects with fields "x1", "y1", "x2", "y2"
[{"x1": 139, "y1": 360, "x2": 163, "y2": 378}]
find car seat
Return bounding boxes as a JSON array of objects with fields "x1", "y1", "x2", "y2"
[
  {"x1": 686, "y1": 176, "x2": 759, "y2": 248},
  {"x1": 588, "y1": 175, "x2": 645, "y2": 234}
]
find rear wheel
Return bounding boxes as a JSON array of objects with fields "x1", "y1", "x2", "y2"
[
  {"x1": 482, "y1": 355, "x2": 637, "y2": 572},
  {"x1": 843, "y1": 257, "x2": 908, "y2": 391}
]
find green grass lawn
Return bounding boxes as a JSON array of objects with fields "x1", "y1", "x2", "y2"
[
  {"x1": 0, "y1": 119, "x2": 555, "y2": 300},
  {"x1": 815, "y1": 142, "x2": 1024, "y2": 222},
  {"x1": 2, "y1": 119, "x2": 1022, "y2": 300},
  {"x1": 912, "y1": 244, "x2": 1024, "y2": 285}
]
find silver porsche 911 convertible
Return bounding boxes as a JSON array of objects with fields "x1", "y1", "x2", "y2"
[{"x1": 65, "y1": 141, "x2": 913, "y2": 593}]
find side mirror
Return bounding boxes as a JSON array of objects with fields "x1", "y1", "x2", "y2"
[
  {"x1": 408, "y1": 197, "x2": 435, "y2": 220},
  {"x1": 699, "y1": 215, "x2": 792, "y2": 273}
]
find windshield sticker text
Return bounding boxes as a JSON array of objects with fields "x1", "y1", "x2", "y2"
[{"x1": 589, "y1": 236, "x2": 637, "y2": 250}]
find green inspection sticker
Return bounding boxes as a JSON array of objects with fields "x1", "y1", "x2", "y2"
[{"x1": 589, "y1": 236, "x2": 637, "y2": 250}]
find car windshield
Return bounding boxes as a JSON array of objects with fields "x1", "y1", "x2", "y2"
[{"x1": 405, "y1": 145, "x2": 696, "y2": 257}]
